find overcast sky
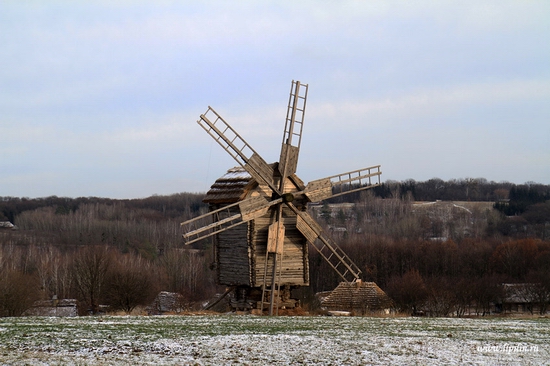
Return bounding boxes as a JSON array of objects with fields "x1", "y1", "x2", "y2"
[{"x1": 1, "y1": 1, "x2": 549, "y2": 199}]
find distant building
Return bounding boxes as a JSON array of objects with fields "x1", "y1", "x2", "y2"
[
  {"x1": 148, "y1": 291, "x2": 185, "y2": 314},
  {"x1": 494, "y1": 283, "x2": 548, "y2": 315},
  {"x1": 24, "y1": 296, "x2": 78, "y2": 317},
  {"x1": 0, "y1": 221, "x2": 17, "y2": 230}
]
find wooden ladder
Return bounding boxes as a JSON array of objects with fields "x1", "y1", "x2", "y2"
[
  {"x1": 310, "y1": 233, "x2": 362, "y2": 282},
  {"x1": 279, "y1": 80, "x2": 308, "y2": 177},
  {"x1": 260, "y1": 251, "x2": 284, "y2": 315}
]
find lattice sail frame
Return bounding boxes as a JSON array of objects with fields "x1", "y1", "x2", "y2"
[{"x1": 181, "y1": 80, "x2": 382, "y2": 294}]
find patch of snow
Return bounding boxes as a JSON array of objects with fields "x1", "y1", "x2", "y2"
[
  {"x1": 452, "y1": 203, "x2": 472, "y2": 214},
  {"x1": 0, "y1": 316, "x2": 547, "y2": 365}
]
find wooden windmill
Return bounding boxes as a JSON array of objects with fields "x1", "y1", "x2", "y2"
[{"x1": 181, "y1": 80, "x2": 382, "y2": 314}]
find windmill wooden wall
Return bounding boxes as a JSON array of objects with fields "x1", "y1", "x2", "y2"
[
  {"x1": 251, "y1": 206, "x2": 309, "y2": 287},
  {"x1": 204, "y1": 167, "x2": 309, "y2": 288}
]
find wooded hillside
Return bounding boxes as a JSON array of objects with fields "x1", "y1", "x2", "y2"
[{"x1": 1, "y1": 178, "x2": 549, "y2": 316}]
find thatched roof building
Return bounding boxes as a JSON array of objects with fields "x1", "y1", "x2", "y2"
[
  {"x1": 203, "y1": 167, "x2": 256, "y2": 204},
  {"x1": 320, "y1": 281, "x2": 393, "y2": 315},
  {"x1": 199, "y1": 166, "x2": 310, "y2": 292}
]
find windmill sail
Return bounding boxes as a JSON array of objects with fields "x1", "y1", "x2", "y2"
[
  {"x1": 182, "y1": 80, "x2": 383, "y2": 315},
  {"x1": 197, "y1": 107, "x2": 278, "y2": 192},
  {"x1": 181, "y1": 196, "x2": 277, "y2": 245},
  {"x1": 304, "y1": 165, "x2": 382, "y2": 202},
  {"x1": 278, "y1": 80, "x2": 308, "y2": 179},
  {"x1": 292, "y1": 205, "x2": 362, "y2": 282}
]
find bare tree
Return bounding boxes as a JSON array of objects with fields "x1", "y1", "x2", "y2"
[
  {"x1": 0, "y1": 268, "x2": 38, "y2": 317},
  {"x1": 159, "y1": 248, "x2": 209, "y2": 300},
  {"x1": 72, "y1": 246, "x2": 111, "y2": 314},
  {"x1": 385, "y1": 269, "x2": 428, "y2": 315},
  {"x1": 471, "y1": 275, "x2": 504, "y2": 316},
  {"x1": 454, "y1": 277, "x2": 475, "y2": 317},
  {"x1": 490, "y1": 239, "x2": 538, "y2": 279},
  {"x1": 105, "y1": 254, "x2": 156, "y2": 313},
  {"x1": 525, "y1": 271, "x2": 550, "y2": 315},
  {"x1": 423, "y1": 277, "x2": 456, "y2": 317}
]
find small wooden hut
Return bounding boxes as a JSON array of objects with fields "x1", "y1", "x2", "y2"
[{"x1": 320, "y1": 280, "x2": 393, "y2": 315}]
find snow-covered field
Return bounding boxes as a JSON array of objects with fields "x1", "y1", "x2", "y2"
[{"x1": 1, "y1": 315, "x2": 548, "y2": 365}]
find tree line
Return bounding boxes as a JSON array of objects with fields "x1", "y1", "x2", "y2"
[
  {"x1": 0, "y1": 193, "x2": 213, "y2": 316},
  {"x1": 0, "y1": 243, "x2": 215, "y2": 316},
  {"x1": 0, "y1": 193, "x2": 207, "y2": 224},
  {"x1": 306, "y1": 186, "x2": 550, "y2": 315},
  {"x1": 1, "y1": 178, "x2": 549, "y2": 316}
]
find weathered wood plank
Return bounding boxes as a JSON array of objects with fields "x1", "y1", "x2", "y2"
[
  {"x1": 267, "y1": 222, "x2": 285, "y2": 254},
  {"x1": 279, "y1": 144, "x2": 299, "y2": 177},
  {"x1": 296, "y1": 213, "x2": 321, "y2": 243},
  {"x1": 217, "y1": 219, "x2": 251, "y2": 286},
  {"x1": 303, "y1": 178, "x2": 332, "y2": 202},
  {"x1": 239, "y1": 195, "x2": 271, "y2": 222},
  {"x1": 248, "y1": 205, "x2": 309, "y2": 286},
  {"x1": 246, "y1": 153, "x2": 275, "y2": 189}
]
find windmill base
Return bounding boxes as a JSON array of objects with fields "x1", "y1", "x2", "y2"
[{"x1": 229, "y1": 285, "x2": 300, "y2": 313}]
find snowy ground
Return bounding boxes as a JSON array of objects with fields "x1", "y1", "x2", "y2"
[{"x1": 0, "y1": 315, "x2": 548, "y2": 365}]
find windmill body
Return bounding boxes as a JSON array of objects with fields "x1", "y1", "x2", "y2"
[
  {"x1": 181, "y1": 81, "x2": 382, "y2": 313},
  {"x1": 202, "y1": 166, "x2": 309, "y2": 310}
]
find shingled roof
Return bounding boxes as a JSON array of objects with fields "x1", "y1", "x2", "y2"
[
  {"x1": 320, "y1": 281, "x2": 393, "y2": 314},
  {"x1": 203, "y1": 167, "x2": 257, "y2": 204}
]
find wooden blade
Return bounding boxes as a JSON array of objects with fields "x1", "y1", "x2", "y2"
[
  {"x1": 239, "y1": 195, "x2": 276, "y2": 222},
  {"x1": 295, "y1": 211, "x2": 322, "y2": 243},
  {"x1": 267, "y1": 222, "x2": 285, "y2": 255},
  {"x1": 313, "y1": 233, "x2": 362, "y2": 282},
  {"x1": 304, "y1": 165, "x2": 382, "y2": 202},
  {"x1": 245, "y1": 153, "x2": 277, "y2": 191},
  {"x1": 279, "y1": 144, "x2": 300, "y2": 180},
  {"x1": 287, "y1": 203, "x2": 361, "y2": 282},
  {"x1": 278, "y1": 81, "x2": 308, "y2": 179},
  {"x1": 180, "y1": 201, "x2": 243, "y2": 245},
  {"x1": 302, "y1": 177, "x2": 332, "y2": 203},
  {"x1": 197, "y1": 107, "x2": 279, "y2": 194},
  {"x1": 181, "y1": 196, "x2": 280, "y2": 245}
]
